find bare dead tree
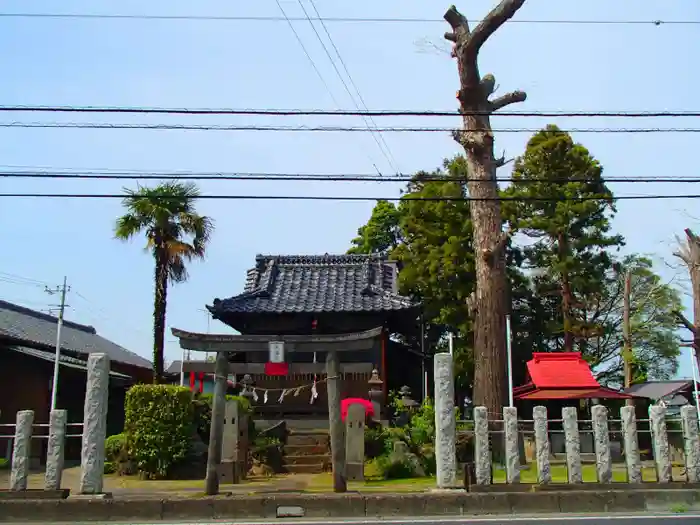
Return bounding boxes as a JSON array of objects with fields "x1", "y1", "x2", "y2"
[
  {"x1": 444, "y1": 1, "x2": 527, "y2": 415},
  {"x1": 673, "y1": 228, "x2": 700, "y2": 372}
]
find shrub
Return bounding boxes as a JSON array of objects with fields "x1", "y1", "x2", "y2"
[
  {"x1": 0, "y1": 458, "x2": 8, "y2": 470},
  {"x1": 251, "y1": 436, "x2": 284, "y2": 472},
  {"x1": 125, "y1": 384, "x2": 195, "y2": 479},
  {"x1": 105, "y1": 433, "x2": 126, "y2": 462},
  {"x1": 364, "y1": 426, "x2": 386, "y2": 459},
  {"x1": 103, "y1": 461, "x2": 116, "y2": 475}
]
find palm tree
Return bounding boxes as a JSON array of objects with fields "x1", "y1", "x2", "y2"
[{"x1": 115, "y1": 182, "x2": 214, "y2": 383}]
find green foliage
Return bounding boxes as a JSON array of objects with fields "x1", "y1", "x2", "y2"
[
  {"x1": 103, "y1": 461, "x2": 116, "y2": 475},
  {"x1": 105, "y1": 433, "x2": 127, "y2": 462},
  {"x1": 348, "y1": 199, "x2": 402, "y2": 254},
  {"x1": 124, "y1": 384, "x2": 195, "y2": 479},
  {"x1": 503, "y1": 125, "x2": 624, "y2": 353},
  {"x1": 251, "y1": 436, "x2": 284, "y2": 471},
  {"x1": 586, "y1": 254, "x2": 682, "y2": 385},
  {"x1": 115, "y1": 181, "x2": 214, "y2": 381},
  {"x1": 367, "y1": 454, "x2": 417, "y2": 480},
  {"x1": 0, "y1": 457, "x2": 8, "y2": 470}
]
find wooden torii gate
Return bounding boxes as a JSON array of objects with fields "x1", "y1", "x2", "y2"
[{"x1": 172, "y1": 326, "x2": 383, "y2": 494}]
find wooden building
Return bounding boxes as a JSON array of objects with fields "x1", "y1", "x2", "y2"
[
  {"x1": 173, "y1": 254, "x2": 423, "y2": 423},
  {"x1": 0, "y1": 300, "x2": 152, "y2": 463}
]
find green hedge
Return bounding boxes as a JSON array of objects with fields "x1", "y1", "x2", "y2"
[{"x1": 125, "y1": 384, "x2": 195, "y2": 479}]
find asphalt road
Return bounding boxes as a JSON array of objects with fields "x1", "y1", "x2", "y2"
[{"x1": 13, "y1": 513, "x2": 700, "y2": 525}]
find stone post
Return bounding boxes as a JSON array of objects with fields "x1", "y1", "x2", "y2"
[
  {"x1": 503, "y1": 407, "x2": 520, "y2": 483},
  {"x1": 45, "y1": 409, "x2": 67, "y2": 490},
  {"x1": 562, "y1": 406, "x2": 582, "y2": 484},
  {"x1": 79, "y1": 353, "x2": 110, "y2": 495},
  {"x1": 433, "y1": 353, "x2": 457, "y2": 488},
  {"x1": 219, "y1": 399, "x2": 241, "y2": 484},
  {"x1": 10, "y1": 410, "x2": 34, "y2": 491},
  {"x1": 473, "y1": 406, "x2": 491, "y2": 486},
  {"x1": 591, "y1": 405, "x2": 612, "y2": 484},
  {"x1": 620, "y1": 405, "x2": 642, "y2": 483},
  {"x1": 345, "y1": 403, "x2": 366, "y2": 481},
  {"x1": 326, "y1": 349, "x2": 347, "y2": 493},
  {"x1": 532, "y1": 406, "x2": 551, "y2": 484},
  {"x1": 367, "y1": 369, "x2": 384, "y2": 422},
  {"x1": 649, "y1": 404, "x2": 672, "y2": 483},
  {"x1": 206, "y1": 351, "x2": 229, "y2": 495},
  {"x1": 681, "y1": 405, "x2": 700, "y2": 483}
]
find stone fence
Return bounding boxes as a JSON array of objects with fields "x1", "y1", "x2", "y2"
[
  {"x1": 3, "y1": 353, "x2": 110, "y2": 495},
  {"x1": 433, "y1": 352, "x2": 700, "y2": 489}
]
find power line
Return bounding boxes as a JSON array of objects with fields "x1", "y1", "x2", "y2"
[
  {"x1": 0, "y1": 13, "x2": 694, "y2": 26},
  {"x1": 0, "y1": 106, "x2": 698, "y2": 117},
  {"x1": 2, "y1": 193, "x2": 700, "y2": 202},
  {"x1": 4, "y1": 170, "x2": 700, "y2": 184},
  {"x1": 1, "y1": 122, "x2": 698, "y2": 133},
  {"x1": 273, "y1": 0, "x2": 389, "y2": 175},
  {"x1": 299, "y1": 0, "x2": 400, "y2": 173}
]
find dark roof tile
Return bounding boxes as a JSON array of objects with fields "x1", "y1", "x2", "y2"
[
  {"x1": 211, "y1": 254, "x2": 418, "y2": 315},
  {"x1": 0, "y1": 300, "x2": 152, "y2": 369}
]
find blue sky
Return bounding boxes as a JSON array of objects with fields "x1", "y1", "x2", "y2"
[{"x1": 0, "y1": 0, "x2": 699, "y2": 379}]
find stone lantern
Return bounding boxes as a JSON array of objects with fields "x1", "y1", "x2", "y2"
[
  {"x1": 240, "y1": 374, "x2": 256, "y2": 402},
  {"x1": 367, "y1": 369, "x2": 384, "y2": 421}
]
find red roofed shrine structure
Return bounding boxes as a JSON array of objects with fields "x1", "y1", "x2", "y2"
[{"x1": 513, "y1": 352, "x2": 632, "y2": 401}]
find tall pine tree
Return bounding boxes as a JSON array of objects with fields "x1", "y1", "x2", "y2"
[{"x1": 503, "y1": 125, "x2": 624, "y2": 353}]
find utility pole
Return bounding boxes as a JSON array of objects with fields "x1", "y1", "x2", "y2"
[
  {"x1": 45, "y1": 276, "x2": 69, "y2": 411},
  {"x1": 622, "y1": 271, "x2": 634, "y2": 406}
]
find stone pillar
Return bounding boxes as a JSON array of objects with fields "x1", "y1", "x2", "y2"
[
  {"x1": 473, "y1": 406, "x2": 491, "y2": 486},
  {"x1": 345, "y1": 403, "x2": 365, "y2": 481},
  {"x1": 219, "y1": 399, "x2": 241, "y2": 484},
  {"x1": 79, "y1": 353, "x2": 110, "y2": 495},
  {"x1": 326, "y1": 349, "x2": 347, "y2": 493},
  {"x1": 367, "y1": 369, "x2": 384, "y2": 422},
  {"x1": 45, "y1": 409, "x2": 67, "y2": 490},
  {"x1": 620, "y1": 405, "x2": 642, "y2": 483},
  {"x1": 591, "y1": 405, "x2": 612, "y2": 484},
  {"x1": 681, "y1": 405, "x2": 700, "y2": 483},
  {"x1": 503, "y1": 406, "x2": 520, "y2": 483},
  {"x1": 533, "y1": 406, "x2": 551, "y2": 484},
  {"x1": 205, "y1": 351, "x2": 229, "y2": 495},
  {"x1": 433, "y1": 353, "x2": 457, "y2": 488},
  {"x1": 10, "y1": 410, "x2": 34, "y2": 491},
  {"x1": 649, "y1": 405, "x2": 672, "y2": 483},
  {"x1": 562, "y1": 406, "x2": 582, "y2": 484}
]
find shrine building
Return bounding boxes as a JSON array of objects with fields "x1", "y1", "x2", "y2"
[{"x1": 172, "y1": 254, "x2": 424, "y2": 426}]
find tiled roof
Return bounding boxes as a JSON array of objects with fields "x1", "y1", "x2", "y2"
[
  {"x1": 8, "y1": 345, "x2": 133, "y2": 380},
  {"x1": 623, "y1": 380, "x2": 696, "y2": 401},
  {"x1": 526, "y1": 352, "x2": 600, "y2": 389},
  {"x1": 209, "y1": 254, "x2": 419, "y2": 315},
  {"x1": 0, "y1": 300, "x2": 152, "y2": 369}
]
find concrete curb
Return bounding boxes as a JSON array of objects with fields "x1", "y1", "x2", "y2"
[{"x1": 0, "y1": 489, "x2": 699, "y2": 522}]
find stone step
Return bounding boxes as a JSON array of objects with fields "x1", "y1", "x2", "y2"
[
  {"x1": 285, "y1": 463, "x2": 327, "y2": 474},
  {"x1": 286, "y1": 433, "x2": 329, "y2": 446},
  {"x1": 284, "y1": 454, "x2": 331, "y2": 465},
  {"x1": 283, "y1": 444, "x2": 329, "y2": 456}
]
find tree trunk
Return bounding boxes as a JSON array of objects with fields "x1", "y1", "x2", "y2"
[
  {"x1": 444, "y1": 1, "x2": 527, "y2": 416},
  {"x1": 558, "y1": 233, "x2": 574, "y2": 352},
  {"x1": 152, "y1": 247, "x2": 168, "y2": 383},
  {"x1": 675, "y1": 229, "x2": 700, "y2": 374}
]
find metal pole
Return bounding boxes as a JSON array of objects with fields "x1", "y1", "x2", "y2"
[
  {"x1": 690, "y1": 345, "x2": 700, "y2": 427},
  {"x1": 420, "y1": 317, "x2": 426, "y2": 399},
  {"x1": 506, "y1": 314, "x2": 514, "y2": 408},
  {"x1": 179, "y1": 348, "x2": 185, "y2": 386},
  {"x1": 448, "y1": 332, "x2": 453, "y2": 356},
  {"x1": 49, "y1": 276, "x2": 68, "y2": 411}
]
